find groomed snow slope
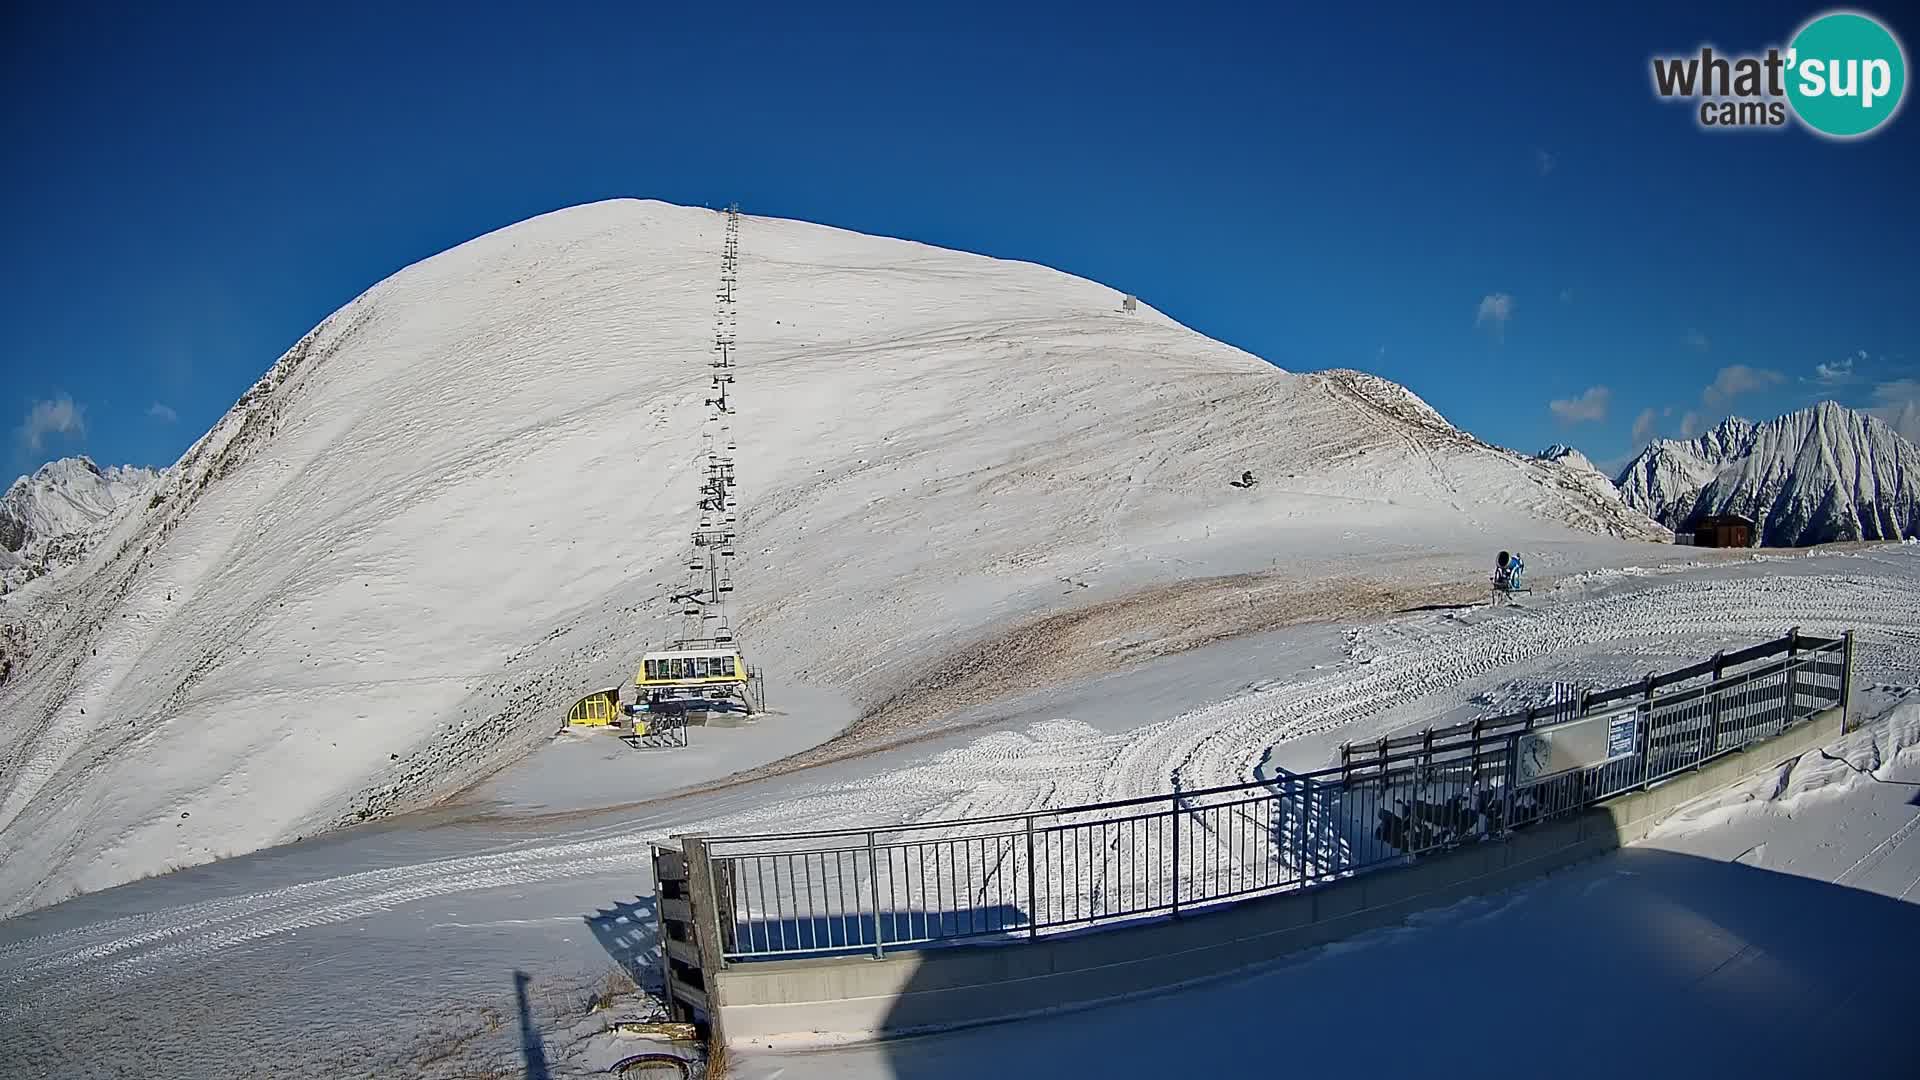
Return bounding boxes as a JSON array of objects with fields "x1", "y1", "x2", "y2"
[
  {"x1": 2, "y1": 551, "x2": 1915, "y2": 1080},
  {"x1": 0, "y1": 199, "x2": 1661, "y2": 914}
]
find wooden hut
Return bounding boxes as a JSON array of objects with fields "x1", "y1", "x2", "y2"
[{"x1": 1693, "y1": 514, "x2": 1755, "y2": 548}]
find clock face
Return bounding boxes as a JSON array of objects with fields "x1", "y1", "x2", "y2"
[{"x1": 1519, "y1": 738, "x2": 1552, "y2": 779}]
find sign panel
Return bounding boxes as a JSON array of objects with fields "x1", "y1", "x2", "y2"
[
  {"x1": 1606, "y1": 711, "x2": 1639, "y2": 759},
  {"x1": 1515, "y1": 707, "x2": 1641, "y2": 784}
]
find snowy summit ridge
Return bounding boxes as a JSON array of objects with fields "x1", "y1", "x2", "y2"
[
  {"x1": 1537, "y1": 443, "x2": 1600, "y2": 475},
  {"x1": 1616, "y1": 402, "x2": 1920, "y2": 546}
]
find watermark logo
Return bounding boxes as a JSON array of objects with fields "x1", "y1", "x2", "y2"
[{"x1": 1651, "y1": 9, "x2": 1907, "y2": 138}]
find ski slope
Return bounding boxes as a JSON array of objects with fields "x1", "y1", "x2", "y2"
[
  {"x1": 2, "y1": 550, "x2": 1917, "y2": 1080},
  {"x1": 0, "y1": 199, "x2": 1667, "y2": 915}
]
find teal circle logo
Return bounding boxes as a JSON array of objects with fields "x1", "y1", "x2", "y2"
[{"x1": 1786, "y1": 10, "x2": 1907, "y2": 137}]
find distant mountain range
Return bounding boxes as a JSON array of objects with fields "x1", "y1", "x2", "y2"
[
  {"x1": 1, "y1": 457, "x2": 160, "y2": 590},
  {"x1": 1611, "y1": 401, "x2": 1920, "y2": 547}
]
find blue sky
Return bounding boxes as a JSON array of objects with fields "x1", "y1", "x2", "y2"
[{"x1": 3, "y1": 1, "x2": 1915, "y2": 480}]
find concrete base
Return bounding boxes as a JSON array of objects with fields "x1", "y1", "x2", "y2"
[{"x1": 710, "y1": 707, "x2": 1843, "y2": 1046}]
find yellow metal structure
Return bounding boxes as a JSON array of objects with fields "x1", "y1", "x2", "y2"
[
  {"x1": 635, "y1": 648, "x2": 746, "y2": 689},
  {"x1": 567, "y1": 687, "x2": 623, "y2": 727}
]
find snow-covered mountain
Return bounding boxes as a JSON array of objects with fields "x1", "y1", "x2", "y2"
[
  {"x1": 1537, "y1": 443, "x2": 1599, "y2": 475},
  {"x1": 0, "y1": 199, "x2": 1668, "y2": 914},
  {"x1": 1, "y1": 457, "x2": 160, "y2": 591},
  {"x1": 1616, "y1": 403, "x2": 1920, "y2": 546}
]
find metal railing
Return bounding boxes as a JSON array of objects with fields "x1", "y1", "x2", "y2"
[{"x1": 689, "y1": 630, "x2": 1851, "y2": 961}]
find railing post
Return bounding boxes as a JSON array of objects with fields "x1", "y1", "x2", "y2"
[
  {"x1": 1170, "y1": 789, "x2": 1182, "y2": 917},
  {"x1": 1469, "y1": 720, "x2": 1483, "y2": 833},
  {"x1": 1416, "y1": 729, "x2": 1435, "y2": 855},
  {"x1": 1639, "y1": 673, "x2": 1657, "y2": 790},
  {"x1": 865, "y1": 830, "x2": 883, "y2": 960},
  {"x1": 1501, "y1": 734, "x2": 1517, "y2": 835},
  {"x1": 678, "y1": 836, "x2": 730, "y2": 1040},
  {"x1": 1024, "y1": 814, "x2": 1038, "y2": 939},
  {"x1": 1784, "y1": 627, "x2": 1802, "y2": 727},
  {"x1": 1841, "y1": 630, "x2": 1856, "y2": 732},
  {"x1": 1293, "y1": 776, "x2": 1309, "y2": 882},
  {"x1": 1704, "y1": 651, "x2": 1725, "y2": 766}
]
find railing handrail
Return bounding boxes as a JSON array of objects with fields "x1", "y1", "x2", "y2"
[
  {"x1": 691, "y1": 630, "x2": 1852, "y2": 964},
  {"x1": 697, "y1": 632, "x2": 1839, "y2": 848},
  {"x1": 699, "y1": 774, "x2": 1315, "y2": 845},
  {"x1": 1354, "y1": 634, "x2": 1840, "y2": 753},
  {"x1": 1341, "y1": 646, "x2": 1839, "y2": 775}
]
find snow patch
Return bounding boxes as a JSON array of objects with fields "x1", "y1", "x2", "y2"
[{"x1": 1652, "y1": 698, "x2": 1920, "y2": 839}]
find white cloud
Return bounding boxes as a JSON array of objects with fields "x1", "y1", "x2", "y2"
[
  {"x1": 1871, "y1": 380, "x2": 1920, "y2": 443},
  {"x1": 148, "y1": 401, "x2": 179, "y2": 423},
  {"x1": 1631, "y1": 367, "x2": 1791, "y2": 454},
  {"x1": 1631, "y1": 407, "x2": 1660, "y2": 446},
  {"x1": 1876, "y1": 400, "x2": 1920, "y2": 443},
  {"x1": 1475, "y1": 293, "x2": 1514, "y2": 338},
  {"x1": 1812, "y1": 350, "x2": 1865, "y2": 385},
  {"x1": 16, "y1": 394, "x2": 86, "y2": 453},
  {"x1": 1549, "y1": 385, "x2": 1611, "y2": 424},
  {"x1": 1702, "y1": 364, "x2": 1785, "y2": 407},
  {"x1": 1683, "y1": 328, "x2": 1710, "y2": 351},
  {"x1": 1873, "y1": 378, "x2": 1920, "y2": 405},
  {"x1": 1535, "y1": 149, "x2": 1556, "y2": 176}
]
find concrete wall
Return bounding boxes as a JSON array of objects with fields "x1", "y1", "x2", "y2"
[{"x1": 710, "y1": 707, "x2": 1843, "y2": 1046}]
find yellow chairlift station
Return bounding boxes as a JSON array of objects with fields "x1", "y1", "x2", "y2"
[{"x1": 635, "y1": 646, "x2": 746, "y2": 689}]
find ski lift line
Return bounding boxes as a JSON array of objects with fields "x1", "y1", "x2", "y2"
[{"x1": 662, "y1": 200, "x2": 754, "y2": 666}]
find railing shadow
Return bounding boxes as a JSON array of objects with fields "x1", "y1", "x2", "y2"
[
  {"x1": 586, "y1": 894, "x2": 662, "y2": 990},
  {"x1": 871, "y1": 849, "x2": 1920, "y2": 1078},
  {"x1": 727, "y1": 903, "x2": 1029, "y2": 961},
  {"x1": 1267, "y1": 763, "x2": 1559, "y2": 884}
]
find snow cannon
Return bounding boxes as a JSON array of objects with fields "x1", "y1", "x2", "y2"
[{"x1": 1491, "y1": 551, "x2": 1528, "y2": 605}]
